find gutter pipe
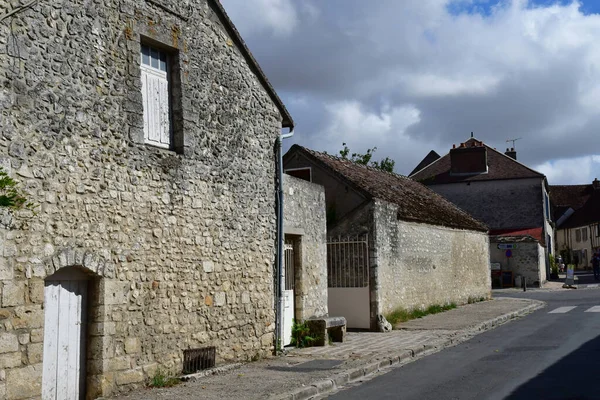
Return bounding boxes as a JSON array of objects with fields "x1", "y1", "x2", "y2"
[{"x1": 275, "y1": 127, "x2": 294, "y2": 354}]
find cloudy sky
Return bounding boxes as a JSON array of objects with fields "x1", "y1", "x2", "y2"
[{"x1": 221, "y1": 0, "x2": 600, "y2": 185}]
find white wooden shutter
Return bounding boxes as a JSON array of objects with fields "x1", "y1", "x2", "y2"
[{"x1": 141, "y1": 46, "x2": 171, "y2": 148}]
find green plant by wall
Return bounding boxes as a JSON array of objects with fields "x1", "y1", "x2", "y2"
[
  {"x1": 149, "y1": 368, "x2": 180, "y2": 388},
  {"x1": 290, "y1": 320, "x2": 319, "y2": 348},
  {"x1": 385, "y1": 303, "x2": 457, "y2": 326},
  {"x1": 0, "y1": 168, "x2": 28, "y2": 210},
  {"x1": 549, "y1": 254, "x2": 558, "y2": 274}
]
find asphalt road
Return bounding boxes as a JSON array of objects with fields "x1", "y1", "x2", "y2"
[{"x1": 329, "y1": 289, "x2": 600, "y2": 400}]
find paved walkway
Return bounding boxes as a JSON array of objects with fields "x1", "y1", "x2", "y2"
[{"x1": 112, "y1": 297, "x2": 544, "y2": 400}]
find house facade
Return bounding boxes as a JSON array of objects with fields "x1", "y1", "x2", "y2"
[
  {"x1": 410, "y1": 138, "x2": 553, "y2": 287},
  {"x1": 0, "y1": 0, "x2": 292, "y2": 398},
  {"x1": 284, "y1": 145, "x2": 491, "y2": 331},
  {"x1": 551, "y1": 179, "x2": 600, "y2": 269}
]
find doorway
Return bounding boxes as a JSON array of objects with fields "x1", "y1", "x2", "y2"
[{"x1": 42, "y1": 267, "x2": 90, "y2": 399}]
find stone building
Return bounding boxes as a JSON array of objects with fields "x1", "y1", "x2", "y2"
[
  {"x1": 284, "y1": 145, "x2": 491, "y2": 331},
  {"x1": 0, "y1": 0, "x2": 293, "y2": 398},
  {"x1": 551, "y1": 179, "x2": 600, "y2": 269},
  {"x1": 281, "y1": 175, "x2": 328, "y2": 345},
  {"x1": 410, "y1": 137, "x2": 554, "y2": 287}
]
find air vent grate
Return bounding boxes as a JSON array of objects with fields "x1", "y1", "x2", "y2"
[{"x1": 183, "y1": 347, "x2": 216, "y2": 374}]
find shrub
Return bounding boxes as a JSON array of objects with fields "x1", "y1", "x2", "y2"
[{"x1": 290, "y1": 320, "x2": 319, "y2": 348}]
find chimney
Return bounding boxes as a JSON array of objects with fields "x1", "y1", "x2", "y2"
[
  {"x1": 505, "y1": 147, "x2": 517, "y2": 160},
  {"x1": 593, "y1": 178, "x2": 600, "y2": 190},
  {"x1": 450, "y1": 142, "x2": 488, "y2": 175}
]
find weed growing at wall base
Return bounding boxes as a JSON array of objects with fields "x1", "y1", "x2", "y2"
[
  {"x1": 385, "y1": 303, "x2": 457, "y2": 326},
  {"x1": 149, "y1": 369, "x2": 180, "y2": 388}
]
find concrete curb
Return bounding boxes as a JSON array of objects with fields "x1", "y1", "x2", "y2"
[{"x1": 277, "y1": 299, "x2": 546, "y2": 400}]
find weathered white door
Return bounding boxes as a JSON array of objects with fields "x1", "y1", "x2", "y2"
[
  {"x1": 42, "y1": 273, "x2": 88, "y2": 400},
  {"x1": 282, "y1": 243, "x2": 295, "y2": 346}
]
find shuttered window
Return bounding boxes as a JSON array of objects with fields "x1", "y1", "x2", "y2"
[{"x1": 141, "y1": 45, "x2": 171, "y2": 148}]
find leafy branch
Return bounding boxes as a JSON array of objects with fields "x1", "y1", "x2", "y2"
[{"x1": 338, "y1": 143, "x2": 396, "y2": 172}]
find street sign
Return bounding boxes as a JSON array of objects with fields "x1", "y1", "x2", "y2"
[
  {"x1": 490, "y1": 262, "x2": 501, "y2": 270},
  {"x1": 505, "y1": 249, "x2": 513, "y2": 258},
  {"x1": 497, "y1": 244, "x2": 518, "y2": 250}
]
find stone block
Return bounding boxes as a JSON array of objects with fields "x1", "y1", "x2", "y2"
[
  {"x1": 28, "y1": 280, "x2": 44, "y2": 304},
  {"x1": 115, "y1": 368, "x2": 144, "y2": 385},
  {"x1": 6, "y1": 364, "x2": 42, "y2": 399},
  {"x1": 107, "y1": 356, "x2": 131, "y2": 371},
  {"x1": 214, "y1": 292, "x2": 226, "y2": 307},
  {"x1": 124, "y1": 337, "x2": 140, "y2": 354},
  {"x1": 202, "y1": 260, "x2": 214, "y2": 273},
  {"x1": 30, "y1": 328, "x2": 43, "y2": 343},
  {"x1": 100, "y1": 280, "x2": 129, "y2": 305},
  {"x1": 12, "y1": 306, "x2": 43, "y2": 329},
  {"x1": 0, "y1": 257, "x2": 13, "y2": 281},
  {"x1": 0, "y1": 352, "x2": 22, "y2": 369},
  {"x1": 0, "y1": 333, "x2": 18, "y2": 354},
  {"x1": 27, "y1": 343, "x2": 43, "y2": 364},
  {"x1": 2, "y1": 281, "x2": 25, "y2": 307}
]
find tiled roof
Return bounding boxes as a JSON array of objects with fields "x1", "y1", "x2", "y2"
[
  {"x1": 489, "y1": 227, "x2": 545, "y2": 245},
  {"x1": 409, "y1": 150, "x2": 440, "y2": 176},
  {"x1": 288, "y1": 145, "x2": 488, "y2": 232},
  {"x1": 410, "y1": 138, "x2": 544, "y2": 184},
  {"x1": 549, "y1": 184, "x2": 592, "y2": 210},
  {"x1": 557, "y1": 188, "x2": 600, "y2": 229}
]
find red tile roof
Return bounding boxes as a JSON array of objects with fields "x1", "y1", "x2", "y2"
[
  {"x1": 287, "y1": 145, "x2": 488, "y2": 232},
  {"x1": 489, "y1": 227, "x2": 545, "y2": 244},
  {"x1": 410, "y1": 138, "x2": 544, "y2": 184}
]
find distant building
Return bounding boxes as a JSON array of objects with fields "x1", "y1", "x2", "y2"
[
  {"x1": 410, "y1": 137, "x2": 554, "y2": 287},
  {"x1": 551, "y1": 179, "x2": 600, "y2": 269}
]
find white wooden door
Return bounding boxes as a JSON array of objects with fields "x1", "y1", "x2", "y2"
[
  {"x1": 42, "y1": 278, "x2": 88, "y2": 400},
  {"x1": 282, "y1": 243, "x2": 295, "y2": 346}
]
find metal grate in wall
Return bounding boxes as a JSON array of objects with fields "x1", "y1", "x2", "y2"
[{"x1": 182, "y1": 346, "x2": 216, "y2": 374}]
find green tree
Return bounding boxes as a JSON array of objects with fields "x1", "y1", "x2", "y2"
[
  {"x1": 0, "y1": 168, "x2": 28, "y2": 210},
  {"x1": 338, "y1": 143, "x2": 395, "y2": 172}
]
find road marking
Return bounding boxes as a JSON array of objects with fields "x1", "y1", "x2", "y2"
[
  {"x1": 585, "y1": 306, "x2": 600, "y2": 313},
  {"x1": 549, "y1": 306, "x2": 577, "y2": 313},
  {"x1": 587, "y1": 284, "x2": 599, "y2": 288}
]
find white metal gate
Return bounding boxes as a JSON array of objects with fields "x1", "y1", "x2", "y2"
[
  {"x1": 282, "y1": 243, "x2": 295, "y2": 346},
  {"x1": 327, "y1": 235, "x2": 370, "y2": 329},
  {"x1": 42, "y1": 273, "x2": 88, "y2": 400}
]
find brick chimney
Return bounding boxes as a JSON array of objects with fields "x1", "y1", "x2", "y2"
[
  {"x1": 450, "y1": 141, "x2": 488, "y2": 175},
  {"x1": 593, "y1": 178, "x2": 600, "y2": 190},
  {"x1": 505, "y1": 148, "x2": 517, "y2": 160}
]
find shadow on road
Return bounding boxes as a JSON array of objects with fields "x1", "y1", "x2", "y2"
[{"x1": 505, "y1": 334, "x2": 600, "y2": 400}]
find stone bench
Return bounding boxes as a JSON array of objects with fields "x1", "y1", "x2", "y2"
[{"x1": 305, "y1": 316, "x2": 347, "y2": 346}]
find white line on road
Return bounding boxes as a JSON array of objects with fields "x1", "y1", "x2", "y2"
[
  {"x1": 549, "y1": 306, "x2": 577, "y2": 313},
  {"x1": 585, "y1": 306, "x2": 600, "y2": 313},
  {"x1": 586, "y1": 284, "x2": 599, "y2": 288}
]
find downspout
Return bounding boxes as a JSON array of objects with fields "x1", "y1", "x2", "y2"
[{"x1": 275, "y1": 127, "x2": 294, "y2": 354}]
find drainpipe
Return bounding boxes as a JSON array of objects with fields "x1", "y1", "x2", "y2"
[{"x1": 275, "y1": 127, "x2": 294, "y2": 354}]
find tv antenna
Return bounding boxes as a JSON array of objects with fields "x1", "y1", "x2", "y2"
[{"x1": 506, "y1": 138, "x2": 522, "y2": 149}]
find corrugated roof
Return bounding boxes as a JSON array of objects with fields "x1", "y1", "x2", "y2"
[
  {"x1": 288, "y1": 145, "x2": 488, "y2": 232},
  {"x1": 410, "y1": 138, "x2": 544, "y2": 184}
]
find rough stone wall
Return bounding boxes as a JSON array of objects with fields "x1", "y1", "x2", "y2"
[
  {"x1": 283, "y1": 175, "x2": 328, "y2": 321},
  {"x1": 0, "y1": 0, "x2": 282, "y2": 398},
  {"x1": 374, "y1": 200, "x2": 491, "y2": 316},
  {"x1": 489, "y1": 241, "x2": 546, "y2": 286},
  {"x1": 429, "y1": 178, "x2": 544, "y2": 230}
]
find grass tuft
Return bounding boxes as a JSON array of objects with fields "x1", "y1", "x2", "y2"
[
  {"x1": 386, "y1": 303, "x2": 457, "y2": 327},
  {"x1": 149, "y1": 368, "x2": 180, "y2": 388}
]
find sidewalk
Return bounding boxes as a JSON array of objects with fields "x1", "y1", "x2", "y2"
[{"x1": 113, "y1": 297, "x2": 544, "y2": 400}]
